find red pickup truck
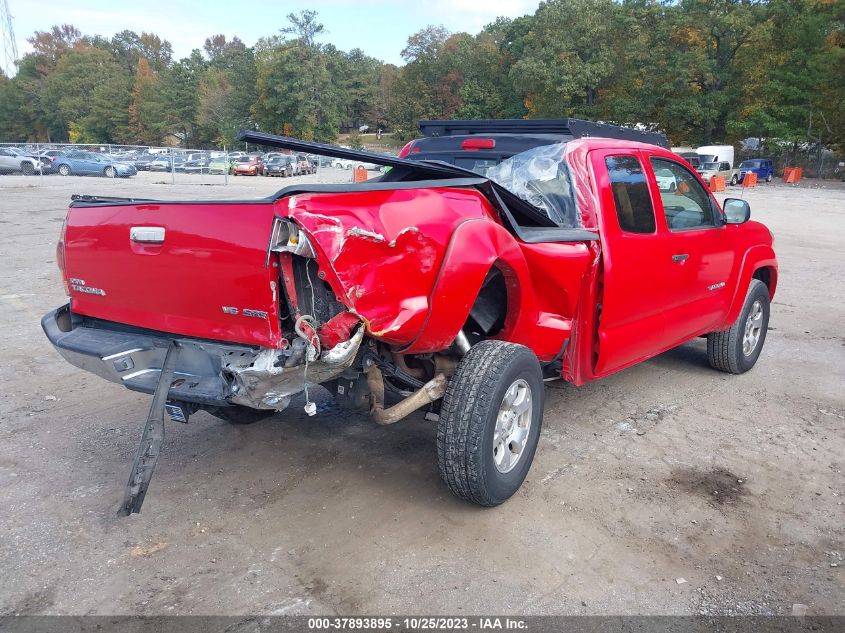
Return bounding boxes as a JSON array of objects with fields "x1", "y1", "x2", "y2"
[{"x1": 43, "y1": 122, "x2": 777, "y2": 511}]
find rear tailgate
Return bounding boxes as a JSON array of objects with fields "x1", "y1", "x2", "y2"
[{"x1": 64, "y1": 199, "x2": 284, "y2": 348}]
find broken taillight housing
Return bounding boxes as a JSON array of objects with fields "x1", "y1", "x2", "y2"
[
  {"x1": 268, "y1": 217, "x2": 316, "y2": 259},
  {"x1": 56, "y1": 219, "x2": 69, "y2": 296}
]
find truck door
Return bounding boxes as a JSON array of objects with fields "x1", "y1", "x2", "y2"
[
  {"x1": 591, "y1": 151, "x2": 673, "y2": 375},
  {"x1": 645, "y1": 156, "x2": 736, "y2": 343}
]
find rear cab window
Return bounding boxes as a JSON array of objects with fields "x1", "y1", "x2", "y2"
[
  {"x1": 486, "y1": 143, "x2": 580, "y2": 228},
  {"x1": 454, "y1": 157, "x2": 499, "y2": 176}
]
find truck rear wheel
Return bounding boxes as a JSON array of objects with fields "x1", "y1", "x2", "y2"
[
  {"x1": 437, "y1": 340, "x2": 544, "y2": 506},
  {"x1": 206, "y1": 405, "x2": 276, "y2": 425},
  {"x1": 707, "y1": 279, "x2": 770, "y2": 374}
]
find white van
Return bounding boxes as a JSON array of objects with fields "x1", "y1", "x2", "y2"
[{"x1": 696, "y1": 145, "x2": 735, "y2": 169}]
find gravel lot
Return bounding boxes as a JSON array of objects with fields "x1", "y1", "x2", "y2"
[{"x1": 0, "y1": 171, "x2": 842, "y2": 616}]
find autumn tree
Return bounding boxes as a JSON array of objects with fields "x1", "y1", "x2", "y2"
[
  {"x1": 128, "y1": 58, "x2": 163, "y2": 144},
  {"x1": 255, "y1": 12, "x2": 339, "y2": 141}
]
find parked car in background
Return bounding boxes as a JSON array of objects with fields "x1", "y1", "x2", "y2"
[
  {"x1": 208, "y1": 157, "x2": 230, "y2": 175},
  {"x1": 0, "y1": 147, "x2": 50, "y2": 175},
  {"x1": 53, "y1": 151, "x2": 137, "y2": 178},
  {"x1": 738, "y1": 159, "x2": 774, "y2": 183},
  {"x1": 697, "y1": 161, "x2": 739, "y2": 185},
  {"x1": 38, "y1": 149, "x2": 65, "y2": 165},
  {"x1": 676, "y1": 151, "x2": 701, "y2": 169},
  {"x1": 696, "y1": 145, "x2": 735, "y2": 168},
  {"x1": 232, "y1": 155, "x2": 264, "y2": 176},
  {"x1": 149, "y1": 155, "x2": 185, "y2": 172},
  {"x1": 133, "y1": 153, "x2": 158, "y2": 171},
  {"x1": 654, "y1": 167, "x2": 678, "y2": 191},
  {"x1": 295, "y1": 154, "x2": 316, "y2": 174},
  {"x1": 264, "y1": 155, "x2": 298, "y2": 177},
  {"x1": 184, "y1": 156, "x2": 212, "y2": 173},
  {"x1": 331, "y1": 157, "x2": 354, "y2": 169}
]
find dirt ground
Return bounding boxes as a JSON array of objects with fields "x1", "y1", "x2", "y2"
[{"x1": 0, "y1": 170, "x2": 842, "y2": 616}]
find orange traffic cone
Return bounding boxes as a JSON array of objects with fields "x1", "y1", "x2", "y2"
[
  {"x1": 353, "y1": 166, "x2": 368, "y2": 183},
  {"x1": 709, "y1": 176, "x2": 726, "y2": 192}
]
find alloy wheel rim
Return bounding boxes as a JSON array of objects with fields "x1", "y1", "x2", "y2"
[
  {"x1": 493, "y1": 379, "x2": 533, "y2": 474},
  {"x1": 743, "y1": 300, "x2": 764, "y2": 356}
]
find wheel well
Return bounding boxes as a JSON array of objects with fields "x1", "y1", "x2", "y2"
[
  {"x1": 464, "y1": 266, "x2": 508, "y2": 342},
  {"x1": 753, "y1": 267, "x2": 771, "y2": 289}
]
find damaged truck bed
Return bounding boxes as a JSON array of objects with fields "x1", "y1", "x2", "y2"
[{"x1": 43, "y1": 124, "x2": 778, "y2": 511}]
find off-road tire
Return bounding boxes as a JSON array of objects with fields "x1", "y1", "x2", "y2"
[
  {"x1": 58, "y1": 164, "x2": 71, "y2": 176},
  {"x1": 730, "y1": 175, "x2": 738, "y2": 185},
  {"x1": 707, "y1": 279, "x2": 770, "y2": 374},
  {"x1": 766, "y1": 174, "x2": 772, "y2": 182},
  {"x1": 206, "y1": 405, "x2": 276, "y2": 425},
  {"x1": 437, "y1": 340, "x2": 544, "y2": 506},
  {"x1": 21, "y1": 162, "x2": 35, "y2": 175}
]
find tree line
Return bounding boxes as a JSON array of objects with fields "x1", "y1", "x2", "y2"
[{"x1": 0, "y1": 0, "x2": 842, "y2": 152}]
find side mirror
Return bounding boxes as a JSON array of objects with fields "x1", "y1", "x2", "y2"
[{"x1": 723, "y1": 198, "x2": 751, "y2": 224}]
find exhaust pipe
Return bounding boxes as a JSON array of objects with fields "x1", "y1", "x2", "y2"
[{"x1": 366, "y1": 365, "x2": 447, "y2": 426}]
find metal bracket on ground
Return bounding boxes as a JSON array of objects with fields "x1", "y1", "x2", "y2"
[{"x1": 116, "y1": 341, "x2": 180, "y2": 516}]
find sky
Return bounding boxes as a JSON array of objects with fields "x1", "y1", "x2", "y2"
[{"x1": 6, "y1": 0, "x2": 540, "y2": 67}]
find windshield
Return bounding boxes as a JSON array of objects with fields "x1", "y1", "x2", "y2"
[
  {"x1": 739, "y1": 161, "x2": 757, "y2": 168},
  {"x1": 486, "y1": 143, "x2": 578, "y2": 227},
  {"x1": 700, "y1": 162, "x2": 720, "y2": 170}
]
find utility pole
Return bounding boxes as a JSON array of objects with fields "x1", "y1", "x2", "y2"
[{"x1": 0, "y1": 0, "x2": 19, "y2": 77}]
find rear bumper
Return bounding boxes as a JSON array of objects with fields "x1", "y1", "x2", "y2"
[{"x1": 42, "y1": 305, "x2": 363, "y2": 410}]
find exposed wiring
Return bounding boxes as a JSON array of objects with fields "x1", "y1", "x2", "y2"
[
  {"x1": 294, "y1": 314, "x2": 320, "y2": 415},
  {"x1": 299, "y1": 262, "x2": 320, "y2": 416},
  {"x1": 294, "y1": 314, "x2": 321, "y2": 354}
]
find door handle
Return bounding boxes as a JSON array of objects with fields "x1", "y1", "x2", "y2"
[
  {"x1": 671, "y1": 253, "x2": 689, "y2": 263},
  {"x1": 130, "y1": 226, "x2": 165, "y2": 244}
]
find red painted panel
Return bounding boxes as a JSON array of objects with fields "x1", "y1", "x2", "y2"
[
  {"x1": 286, "y1": 187, "x2": 491, "y2": 347},
  {"x1": 65, "y1": 202, "x2": 284, "y2": 347}
]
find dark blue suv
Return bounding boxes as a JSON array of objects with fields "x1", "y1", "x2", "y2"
[{"x1": 738, "y1": 159, "x2": 774, "y2": 183}]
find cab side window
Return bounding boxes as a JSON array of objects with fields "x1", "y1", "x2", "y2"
[
  {"x1": 605, "y1": 155, "x2": 656, "y2": 234},
  {"x1": 650, "y1": 157, "x2": 716, "y2": 231}
]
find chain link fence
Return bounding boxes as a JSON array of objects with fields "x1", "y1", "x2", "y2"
[{"x1": 0, "y1": 141, "x2": 368, "y2": 188}]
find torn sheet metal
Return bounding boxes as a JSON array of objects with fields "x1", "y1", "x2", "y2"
[
  {"x1": 282, "y1": 187, "x2": 492, "y2": 347},
  {"x1": 228, "y1": 327, "x2": 364, "y2": 409}
]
